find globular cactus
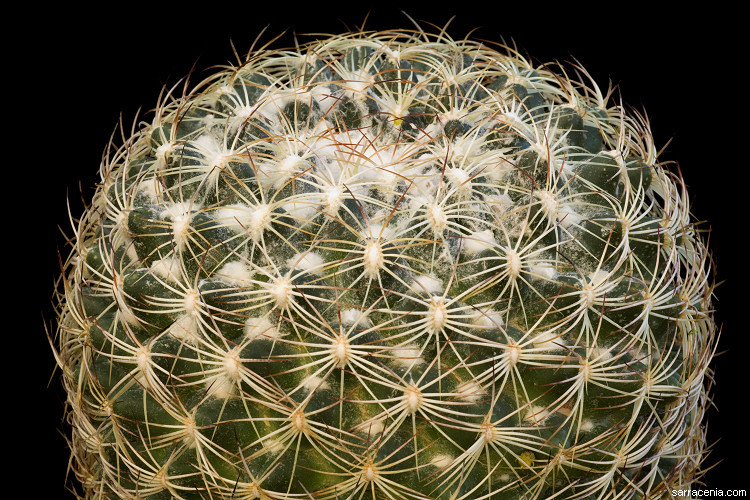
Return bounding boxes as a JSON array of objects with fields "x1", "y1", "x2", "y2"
[{"x1": 53, "y1": 29, "x2": 717, "y2": 499}]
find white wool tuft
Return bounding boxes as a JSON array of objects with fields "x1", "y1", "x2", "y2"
[
  {"x1": 340, "y1": 308, "x2": 371, "y2": 327},
  {"x1": 216, "y1": 261, "x2": 255, "y2": 286},
  {"x1": 150, "y1": 257, "x2": 182, "y2": 281},
  {"x1": 244, "y1": 317, "x2": 282, "y2": 340},
  {"x1": 391, "y1": 344, "x2": 424, "y2": 369},
  {"x1": 462, "y1": 229, "x2": 496, "y2": 255},
  {"x1": 412, "y1": 274, "x2": 444, "y2": 294},
  {"x1": 287, "y1": 251, "x2": 325, "y2": 273}
]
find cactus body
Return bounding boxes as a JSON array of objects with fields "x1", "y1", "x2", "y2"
[{"x1": 54, "y1": 30, "x2": 716, "y2": 499}]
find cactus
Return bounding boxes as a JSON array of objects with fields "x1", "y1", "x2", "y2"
[{"x1": 52, "y1": 29, "x2": 717, "y2": 499}]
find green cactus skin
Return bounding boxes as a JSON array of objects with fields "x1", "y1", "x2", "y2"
[{"x1": 52, "y1": 29, "x2": 716, "y2": 499}]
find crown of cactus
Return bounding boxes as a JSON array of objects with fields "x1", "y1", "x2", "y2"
[{"x1": 53, "y1": 29, "x2": 717, "y2": 499}]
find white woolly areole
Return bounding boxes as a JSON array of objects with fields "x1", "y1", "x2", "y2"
[
  {"x1": 182, "y1": 415, "x2": 198, "y2": 448},
  {"x1": 168, "y1": 314, "x2": 200, "y2": 343},
  {"x1": 216, "y1": 204, "x2": 272, "y2": 239},
  {"x1": 150, "y1": 257, "x2": 182, "y2": 282},
  {"x1": 557, "y1": 203, "x2": 582, "y2": 228},
  {"x1": 272, "y1": 154, "x2": 305, "y2": 188},
  {"x1": 588, "y1": 268, "x2": 610, "y2": 286},
  {"x1": 487, "y1": 193, "x2": 514, "y2": 217},
  {"x1": 256, "y1": 88, "x2": 293, "y2": 117},
  {"x1": 499, "y1": 109, "x2": 530, "y2": 133},
  {"x1": 209, "y1": 348, "x2": 244, "y2": 399},
  {"x1": 440, "y1": 108, "x2": 468, "y2": 126},
  {"x1": 361, "y1": 463, "x2": 378, "y2": 482},
  {"x1": 426, "y1": 203, "x2": 448, "y2": 235},
  {"x1": 581, "y1": 284, "x2": 596, "y2": 309},
  {"x1": 455, "y1": 380, "x2": 485, "y2": 403},
  {"x1": 216, "y1": 261, "x2": 255, "y2": 286},
  {"x1": 183, "y1": 289, "x2": 201, "y2": 316},
  {"x1": 462, "y1": 229, "x2": 496, "y2": 255},
  {"x1": 411, "y1": 169, "x2": 441, "y2": 199},
  {"x1": 362, "y1": 240, "x2": 385, "y2": 279},
  {"x1": 290, "y1": 408, "x2": 310, "y2": 435},
  {"x1": 240, "y1": 94, "x2": 278, "y2": 123},
  {"x1": 195, "y1": 133, "x2": 233, "y2": 171},
  {"x1": 340, "y1": 308, "x2": 371, "y2": 327},
  {"x1": 427, "y1": 296, "x2": 449, "y2": 333},
  {"x1": 411, "y1": 273, "x2": 444, "y2": 294},
  {"x1": 137, "y1": 177, "x2": 163, "y2": 203},
  {"x1": 471, "y1": 309, "x2": 504, "y2": 329},
  {"x1": 528, "y1": 261, "x2": 557, "y2": 281},
  {"x1": 281, "y1": 199, "x2": 318, "y2": 226},
  {"x1": 300, "y1": 84, "x2": 331, "y2": 104},
  {"x1": 262, "y1": 437, "x2": 285, "y2": 455},
  {"x1": 391, "y1": 343, "x2": 424, "y2": 369},
  {"x1": 155, "y1": 141, "x2": 175, "y2": 159},
  {"x1": 535, "y1": 189, "x2": 559, "y2": 222},
  {"x1": 244, "y1": 317, "x2": 281, "y2": 340},
  {"x1": 229, "y1": 104, "x2": 257, "y2": 131},
  {"x1": 590, "y1": 345, "x2": 612, "y2": 363},
  {"x1": 172, "y1": 215, "x2": 191, "y2": 247},
  {"x1": 524, "y1": 404, "x2": 551, "y2": 424},
  {"x1": 324, "y1": 185, "x2": 345, "y2": 215},
  {"x1": 364, "y1": 144, "x2": 411, "y2": 183},
  {"x1": 330, "y1": 334, "x2": 352, "y2": 368},
  {"x1": 471, "y1": 161, "x2": 501, "y2": 187},
  {"x1": 161, "y1": 202, "x2": 199, "y2": 250},
  {"x1": 268, "y1": 276, "x2": 294, "y2": 308},
  {"x1": 532, "y1": 329, "x2": 566, "y2": 350},
  {"x1": 403, "y1": 384, "x2": 423, "y2": 414},
  {"x1": 223, "y1": 348, "x2": 243, "y2": 382},
  {"x1": 445, "y1": 167, "x2": 472, "y2": 198},
  {"x1": 301, "y1": 374, "x2": 331, "y2": 392},
  {"x1": 429, "y1": 454, "x2": 454, "y2": 469},
  {"x1": 505, "y1": 248, "x2": 522, "y2": 279},
  {"x1": 353, "y1": 416, "x2": 386, "y2": 437},
  {"x1": 135, "y1": 346, "x2": 151, "y2": 374},
  {"x1": 479, "y1": 421, "x2": 500, "y2": 444},
  {"x1": 363, "y1": 222, "x2": 394, "y2": 242},
  {"x1": 209, "y1": 376, "x2": 237, "y2": 400},
  {"x1": 342, "y1": 70, "x2": 374, "y2": 97},
  {"x1": 580, "y1": 419, "x2": 595, "y2": 432},
  {"x1": 506, "y1": 342, "x2": 522, "y2": 366},
  {"x1": 287, "y1": 251, "x2": 324, "y2": 273}
]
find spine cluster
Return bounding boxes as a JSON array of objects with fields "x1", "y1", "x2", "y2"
[{"x1": 54, "y1": 30, "x2": 716, "y2": 499}]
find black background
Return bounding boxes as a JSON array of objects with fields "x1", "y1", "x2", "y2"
[{"x1": 19, "y1": 3, "x2": 744, "y2": 497}]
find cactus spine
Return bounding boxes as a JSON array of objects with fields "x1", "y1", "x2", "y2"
[{"x1": 53, "y1": 29, "x2": 716, "y2": 499}]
